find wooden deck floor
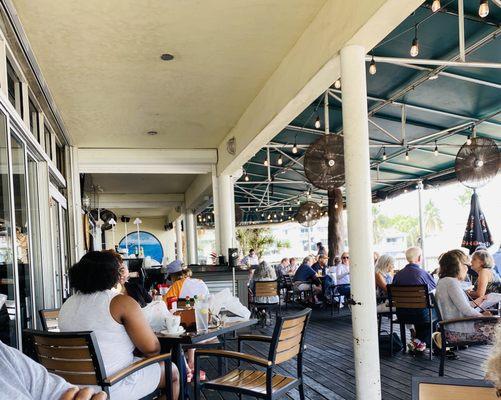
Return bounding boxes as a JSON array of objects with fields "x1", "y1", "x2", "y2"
[{"x1": 197, "y1": 306, "x2": 492, "y2": 400}]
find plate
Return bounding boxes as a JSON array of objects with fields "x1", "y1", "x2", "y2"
[{"x1": 160, "y1": 326, "x2": 186, "y2": 336}]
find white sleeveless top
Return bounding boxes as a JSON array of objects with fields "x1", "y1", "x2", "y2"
[{"x1": 59, "y1": 290, "x2": 135, "y2": 376}]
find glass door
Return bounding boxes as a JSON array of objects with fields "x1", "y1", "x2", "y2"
[
  {"x1": 10, "y1": 133, "x2": 35, "y2": 339},
  {"x1": 0, "y1": 112, "x2": 16, "y2": 347}
]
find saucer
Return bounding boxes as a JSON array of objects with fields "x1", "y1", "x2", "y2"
[{"x1": 160, "y1": 326, "x2": 185, "y2": 336}]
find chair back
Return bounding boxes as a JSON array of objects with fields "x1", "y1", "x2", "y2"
[
  {"x1": 24, "y1": 329, "x2": 107, "y2": 388},
  {"x1": 268, "y1": 308, "x2": 311, "y2": 364},
  {"x1": 254, "y1": 281, "x2": 279, "y2": 298},
  {"x1": 387, "y1": 284, "x2": 431, "y2": 310},
  {"x1": 39, "y1": 308, "x2": 60, "y2": 331},
  {"x1": 283, "y1": 275, "x2": 293, "y2": 289},
  {"x1": 412, "y1": 377, "x2": 497, "y2": 400}
]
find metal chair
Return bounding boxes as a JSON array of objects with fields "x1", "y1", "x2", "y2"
[
  {"x1": 38, "y1": 308, "x2": 60, "y2": 332},
  {"x1": 387, "y1": 284, "x2": 435, "y2": 359},
  {"x1": 24, "y1": 329, "x2": 172, "y2": 400},
  {"x1": 249, "y1": 280, "x2": 281, "y2": 326},
  {"x1": 434, "y1": 302, "x2": 498, "y2": 376},
  {"x1": 411, "y1": 376, "x2": 497, "y2": 399},
  {"x1": 194, "y1": 308, "x2": 312, "y2": 400}
]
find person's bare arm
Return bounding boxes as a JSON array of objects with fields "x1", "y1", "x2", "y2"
[
  {"x1": 110, "y1": 294, "x2": 160, "y2": 357},
  {"x1": 60, "y1": 387, "x2": 107, "y2": 400},
  {"x1": 375, "y1": 273, "x2": 387, "y2": 293},
  {"x1": 469, "y1": 270, "x2": 489, "y2": 299}
]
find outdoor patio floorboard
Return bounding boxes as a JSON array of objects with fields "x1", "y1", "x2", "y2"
[{"x1": 197, "y1": 305, "x2": 492, "y2": 400}]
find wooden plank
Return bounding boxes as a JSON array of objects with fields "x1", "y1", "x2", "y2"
[
  {"x1": 39, "y1": 357, "x2": 96, "y2": 373},
  {"x1": 34, "y1": 336, "x2": 88, "y2": 347},
  {"x1": 275, "y1": 344, "x2": 301, "y2": 364},
  {"x1": 419, "y1": 383, "x2": 497, "y2": 400},
  {"x1": 37, "y1": 344, "x2": 92, "y2": 359},
  {"x1": 283, "y1": 316, "x2": 306, "y2": 329},
  {"x1": 279, "y1": 324, "x2": 304, "y2": 341},
  {"x1": 48, "y1": 370, "x2": 98, "y2": 385},
  {"x1": 276, "y1": 335, "x2": 302, "y2": 353}
]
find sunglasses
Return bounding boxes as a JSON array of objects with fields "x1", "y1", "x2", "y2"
[{"x1": 342, "y1": 256, "x2": 349, "y2": 260}]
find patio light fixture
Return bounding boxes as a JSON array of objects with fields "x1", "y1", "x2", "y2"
[
  {"x1": 410, "y1": 24, "x2": 419, "y2": 57},
  {"x1": 405, "y1": 146, "x2": 410, "y2": 160},
  {"x1": 369, "y1": 55, "x2": 377, "y2": 75},
  {"x1": 334, "y1": 79, "x2": 341, "y2": 89},
  {"x1": 315, "y1": 116, "x2": 321, "y2": 129},
  {"x1": 382, "y1": 146, "x2": 387, "y2": 161},
  {"x1": 431, "y1": 0, "x2": 441, "y2": 12},
  {"x1": 478, "y1": 0, "x2": 489, "y2": 17},
  {"x1": 263, "y1": 158, "x2": 268, "y2": 166},
  {"x1": 292, "y1": 138, "x2": 298, "y2": 154},
  {"x1": 434, "y1": 141, "x2": 438, "y2": 156},
  {"x1": 277, "y1": 154, "x2": 283, "y2": 165},
  {"x1": 244, "y1": 170, "x2": 250, "y2": 181}
]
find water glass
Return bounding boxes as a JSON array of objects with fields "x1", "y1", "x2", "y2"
[{"x1": 195, "y1": 299, "x2": 209, "y2": 333}]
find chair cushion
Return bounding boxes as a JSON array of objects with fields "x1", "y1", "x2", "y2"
[{"x1": 205, "y1": 369, "x2": 296, "y2": 394}]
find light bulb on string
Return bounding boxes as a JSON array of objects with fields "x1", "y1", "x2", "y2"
[
  {"x1": 405, "y1": 146, "x2": 410, "y2": 161},
  {"x1": 297, "y1": 199, "x2": 301, "y2": 205},
  {"x1": 431, "y1": 0, "x2": 441, "y2": 12},
  {"x1": 292, "y1": 141, "x2": 298, "y2": 154},
  {"x1": 244, "y1": 171, "x2": 250, "y2": 181},
  {"x1": 314, "y1": 116, "x2": 321, "y2": 129},
  {"x1": 466, "y1": 135, "x2": 472, "y2": 145},
  {"x1": 277, "y1": 154, "x2": 283, "y2": 165},
  {"x1": 369, "y1": 55, "x2": 377, "y2": 75},
  {"x1": 410, "y1": 25, "x2": 419, "y2": 57},
  {"x1": 263, "y1": 158, "x2": 268, "y2": 166},
  {"x1": 382, "y1": 146, "x2": 387, "y2": 161},
  {"x1": 334, "y1": 203, "x2": 339, "y2": 209},
  {"x1": 334, "y1": 79, "x2": 341, "y2": 89},
  {"x1": 288, "y1": 206, "x2": 292, "y2": 211},
  {"x1": 273, "y1": 213, "x2": 277, "y2": 219},
  {"x1": 434, "y1": 141, "x2": 438, "y2": 157},
  {"x1": 479, "y1": 0, "x2": 489, "y2": 17}
]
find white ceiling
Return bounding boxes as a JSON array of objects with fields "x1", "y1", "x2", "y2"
[
  {"x1": 88, "y1": 173, "x2": 196, "y2": 194},
  {"x1": 13, "y1": 0, "x2": 326, "y2": 149}
]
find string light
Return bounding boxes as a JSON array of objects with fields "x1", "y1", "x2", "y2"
[
  {"x1": 263, "y1": 158, "x2": 268, "y2": 166},
  {"x1": 334, "y1": 203, "x2": 339, "y2": 209},
  {"x1": 369, "y1": 55, "x2": 377, "y2": 75},
  {"x1": 292, "y1": 140, "x2": 298, "y2": 154},
  {"x1": 277, "y1": 154, "x2": 283, "y2": 165},
  {"x1": 434, "y1": 141, "x2": 438, "y2": 156},
  {"x1": 297, "y1": 199, "x2": 301, "y2": 205},
  {"x1": 410, "y1": 24, "x2": 419, "y2": 57},
  {"x1": 405, "y1": 146, "x2": 410, "y2": 160},
  {"x1": 244, "y1": 171, "x2": 250, "y2": 181},
  {"x1": 334, "y1": 79, "x2": 341, "y2": 89},
  {"x1": 288, "y1": 206, "x2": 292, "y2": 211},
  {"x1": 273, "y1": 213, "x2": 277, "y2": 219},
  {"x1": 478, "y1": 0, "x2": 489, "y2": 18},
  {"x1": 431, "y1": 0, "x2": 441, "y2": 12},
  {"x1": 382, "y1": 146, "x2": 387, "y2": 161},
  {"x1": 267, "y1": 214, "x2": 271, "y2": 220},
  {"x1": 281, "y1": 211, "x2": 284, "y2": 216},
  {"x1": 466, "y1": 135, "x2": 472, "y2": 145},
  {"x1": 314, "y1": 116, "x2": 321, "y2": 129},
  {"x1": 261, "y1": 213, "x2": 264, "y2": 217}
]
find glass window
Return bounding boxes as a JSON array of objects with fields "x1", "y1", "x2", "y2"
[
  {"x1": 6, "y1": 59, "x2": 18, "y2": 110},
  {"x1": 28, "y1": 98, "x2": 40, "y2": 142},
  {"x1": 55, "y1": 142, "x2": 64, "y2": 174},
  {"x1": 10, "y1": 134, "x2": 34, "y2": 341},
  {"x1": 0, "y1": 112, "x2": 16, "y2": 347},
  {"x1": 44, "y1": 124, "x2": 52, "y2": 160}
]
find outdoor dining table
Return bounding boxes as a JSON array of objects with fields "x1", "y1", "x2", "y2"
[{"x1": 156, "y1": 318, "x2": 258, "y2": 399}]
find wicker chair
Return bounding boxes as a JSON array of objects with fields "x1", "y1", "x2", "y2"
[{"x1": 194, "y1": 308, "x2": 312, "y2": 400}]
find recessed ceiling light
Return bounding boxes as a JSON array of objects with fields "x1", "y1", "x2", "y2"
[
  {"x1": 160, "y1": 53, "x2": 174, "y2": 61},
  {"x1": 146, "y1": 130, "x2": 158, "y2": 136}
]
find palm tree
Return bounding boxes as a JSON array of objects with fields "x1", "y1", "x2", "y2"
[
  {"x1": 424, "y1": 200, "x2": 443, "y2": 234},
  {"x1": 456, "y1": 188, "x2": 473, "y2": 208},
  {"x1": 372, "y1": 205, "x2": 389, "y2": 245},
  {"x1": 236, "y1": 227, "x2": 290, "y2": 257}
]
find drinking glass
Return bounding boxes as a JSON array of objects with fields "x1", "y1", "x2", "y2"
[{"x1": 195, "y1": 299, "x2": 209, "y2": 333}]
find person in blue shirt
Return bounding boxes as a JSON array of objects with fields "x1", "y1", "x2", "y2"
[
  {"x1": 293, "y1": 256, "x2": 322, "y2": 298},
  {"x1": 392, "y1": 246, "x2": 437, "y2": 353},
  {"x1": 492, "y1": 244, "x2": 501, "y2": 277},
  {"x1": 311, "y1": 255, "x2": 328, "y2": 275}
]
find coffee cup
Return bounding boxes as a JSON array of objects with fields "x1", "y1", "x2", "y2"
[{"x1": 165, "y1": 315, "x2": 181, "y2": 333}]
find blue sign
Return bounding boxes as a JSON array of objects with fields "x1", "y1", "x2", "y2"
[{"x1": 118, "y1": 231, "x2": 164, "y2": 263}]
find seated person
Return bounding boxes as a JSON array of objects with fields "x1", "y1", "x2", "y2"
[
  {"x1": 241, "y1": 249, "x2": 259, "y2": 267},
  {"x1": 0, "y1": 341, "x2": 106, "y2": 400},
  {"x1": 288, "y1": 257, "x2": 299, "y2": 275},
  {"x1": 485, "y1": 324, "x2": 501, "y2": 396},
  {"x1": 250, "y1": 261, "x2": 279, "y2": 304},
  {"x1": 293, "y1": 256, "x2": 322, "y2": 297},
  {"x1": 435, "y1": 249, "x2": 498, "y2": 347},
  {"x1": 106, "y1": 250, "x2": 153, "y2": 308},
  {"x1": 335, "y1": 252, "x2": 351, "y2": 297},
  {"x1": 467, "y1": 249, "x2": 500, "y2": 299},
  {"x1": 59, "y1": 251, "x2": 179, "y2": 400},
  {"x1": 165, "y1": 260, "x2": 209, "y2": 300},
  {"x1": 311, "y1": 255, "x2": 328, "y2": 275},
  {"x1": 374, "y1": 254, "x2": 395, "y2": 312},
  {"x1": 392, "y1": 246, "x2": 436, "y2": 352}
]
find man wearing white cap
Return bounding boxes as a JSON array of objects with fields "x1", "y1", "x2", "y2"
[{"x1": 164, "y1": 260, "x2": 209, "y2": 299}]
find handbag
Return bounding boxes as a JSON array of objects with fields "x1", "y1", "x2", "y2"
[{"x1": 378, "y1": 331, "x2": 403, "y2": 354}]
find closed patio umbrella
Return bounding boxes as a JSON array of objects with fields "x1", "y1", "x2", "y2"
[{"x1": 461, "y1": 191, "x2": 493, "y2": 255}]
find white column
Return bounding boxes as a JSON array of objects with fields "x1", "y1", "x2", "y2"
[
  {"x1": 341, "y1": 44, "x2": 381, "y2": 400},
  {"x1": 217, "y1": 174, "x2": 235, "y2": 260},
  {"x1": 185, "y1": 209, "x2": 197, "y2": 265},
  {"x1": 211, "y1": 166, "x2": 221, "y2": 255},
  {"x1": 175, "y1": 217, "x2": 183, "y2": 261},
  {"x1": 417, "y1": 181, "x2": 426, "y2": 268},
  {"x1": 66, "y1": 146, "x2": 84, "y2": 264}
]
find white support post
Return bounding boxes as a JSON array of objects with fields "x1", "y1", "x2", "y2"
[
  {"x1": 211, "y1": 166, "x2": 221, "y2": 256},
  {"x1": 21, "y1": 81, "x2": 30, "y2": 127},
  {"x1": 0, "y1": 37, "x2": 8, "y2": 97},
  {"x1": 417, "y1": 181, "x2": 427, "y2": 269},
  {"x1": 458, "y1": 0, "x2": 465, "y2": 62},
  {"x1": 175, "y1": 217, "x2": 184, "y2": 261},
  {"x1": 324, "y1": 91, "x2": 330, "y2": 135},
  {"x1": 66, "y1": 146, "x2": 84, "y2": 264},
  {"x1": 217, "y1": 174, "x2": 236, "y2": 260},
  {"x1": 341, "y1": 44, "x2": 381, "y2": 400},
  {"x1": 185, "y1": 209, "x2": 198, "y2": 265}
]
